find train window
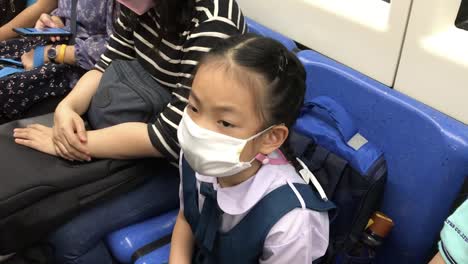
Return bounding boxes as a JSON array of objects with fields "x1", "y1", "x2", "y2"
[{"x1": 455, "y1": 0, "x2": 468, "y2": 30}]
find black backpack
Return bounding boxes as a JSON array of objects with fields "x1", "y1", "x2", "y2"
[
  {"x1": 0, "y1": 0, "x2": 26, "y2": 27},
  {"x1": 0, "y1": 114, "x2": 175, "y2": 254},
  {"x1": 291, "y1": 96, "x2": 387, "y2": 263}
]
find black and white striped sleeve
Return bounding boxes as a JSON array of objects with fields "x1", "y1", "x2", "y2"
[
  {"x1": 147, "y1": 18, "x2": 246, "y2": 164},
  {"x1": 95, "y1": 8, "x2": 136, "y2": 72}
]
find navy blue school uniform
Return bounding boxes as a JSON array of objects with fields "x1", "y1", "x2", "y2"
[{"x1": 179, "y1": 152, "x2": 335, "y2": 264}]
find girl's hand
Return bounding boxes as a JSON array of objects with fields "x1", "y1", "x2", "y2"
[
  {"x1": 53, "y1": 104, "x2": 91, "y2": 161},
  {"x1": 20, "y1": 49, "x2": 35, "y2": 70},
  {"x1": 20, "y1": 45, "x2": 52, "y2": 70},
  {"x1": 14, "y1": 124, "x2": 57, "y2": 156},
  {"x1": 34, "y1": 13, "x2": 65, "y2": 42}
]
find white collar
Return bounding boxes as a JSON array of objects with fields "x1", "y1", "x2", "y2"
[{"x1": 196, "y1": 162, "x2": 300, "y2": 215}]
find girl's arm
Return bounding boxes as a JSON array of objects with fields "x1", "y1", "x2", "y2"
[
  {"x1": 0, "y1": 0, "x2": 57, "y2": 41},
  {"x1": 429, "y1": 253, "x2": 446, "y2": 264},
  {"x1": 169, "y1": 211, "x2": 195, "y2": 264}
]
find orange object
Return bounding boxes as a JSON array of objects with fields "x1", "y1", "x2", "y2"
[
  {"x1": 56, "y1": 44, "x2": 67, "y2": 64},
  {"x1": 367, "y1": 211, "x2": 394, "y2": 238}
]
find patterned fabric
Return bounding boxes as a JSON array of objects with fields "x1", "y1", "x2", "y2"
[
  {"x1": 0, "y1": 38, "x2": 84, "y2": 119},
  {"x1": 52, "y1": 0, "x2": 117, "y2": 70},
  {"x1": 0, "y1": 0, "x2": 115, "y2": 119}
]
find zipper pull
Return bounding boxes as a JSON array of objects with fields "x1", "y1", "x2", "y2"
[{"x1": 10, "y1": 0, "x2": 15, "y2": 12}]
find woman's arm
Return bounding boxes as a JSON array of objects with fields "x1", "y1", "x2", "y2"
[
  {"x1": 14, "y1": 122, "x2": 163, "y2": 160},
  {"x1": 169, "y1": 211, "x2": 195, "y2": 264},
  {"x1": 58, "y1": 69, "x2": 103, "y2": 114},
  {"x1": 49, "y1": 70, "x2": 103, "y2": 161},
  {"x1": 85, "y1": 122, "x2": 162, "y2": 159},
  {"x1": 0, "y1": 0, "x2": 58, "y2": 41}
]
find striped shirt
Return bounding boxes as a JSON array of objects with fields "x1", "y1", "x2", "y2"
[{"x1": 95, "y1": 0, "x2": 246, "y2": 164}]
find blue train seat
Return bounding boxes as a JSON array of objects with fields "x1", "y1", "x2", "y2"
[
  {"x1": 297, "y1": 49, "x2": 468, "y2": 263},
  {"x1": 106, "y1": 19, "x2": 467, "y2": 264},
  {"x1": 246, "y1": 17, "x2": 298, "y2": 51},
  {"x1": 106, "y1": 209, "x2": 178, "y2": 263}
]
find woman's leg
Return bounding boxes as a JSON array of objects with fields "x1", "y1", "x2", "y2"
[
  {"x1": 0, "y1": 37, "x2": 46, "y2": 58},
  {"x1": 48, "y1": 169, "x2": 179, "y2": 264},
  {"x1": 0, "y1": 63, "x2": 72, "y2": 121}
]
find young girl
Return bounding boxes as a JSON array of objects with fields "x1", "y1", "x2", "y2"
[{"x1": 170, "y1": 34, "x2": 335, "y2": 264}]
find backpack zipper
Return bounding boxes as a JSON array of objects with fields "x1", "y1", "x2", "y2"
[{"x1": 10, "y1": 0, "x2": 15, "y2": 12}]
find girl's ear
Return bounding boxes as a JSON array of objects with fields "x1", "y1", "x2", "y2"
[{"x1": 258, "y1": 125, "x2": 289, "y2": 155}]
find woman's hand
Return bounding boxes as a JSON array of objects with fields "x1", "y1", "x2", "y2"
[
  {"x1": 14, "y1": 124, "x2": 57, "y2": 156},
  {"x1": 53, "y1": 103, "x2": 91, "y2": 161},
  {"x1": 35, "y1": 13, "x2": 65, "y2": 42}
]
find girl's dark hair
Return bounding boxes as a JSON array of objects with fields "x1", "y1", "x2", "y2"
[
  {"x1": 198, "y1": 33, "x2": 307, "y2": 167},
  {"x1": 125, "y1": 0, "x2": 196, "y2": 43}
]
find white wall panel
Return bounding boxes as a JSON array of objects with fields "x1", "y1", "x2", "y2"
[
  {"x1": 237, "y1": 0, "x2": 413, "y2": 86},
  {"x1": 395, "y1": 0, "x2": 468, "y2": 124}
]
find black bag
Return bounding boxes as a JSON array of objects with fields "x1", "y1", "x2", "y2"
[
  {"x1": 87, "y1": 59, "x2": 171, "y2": 129},
  {"x1": 0, "y1": 114, "x2": 173, "y2": 254},
  {"x1": 0, "y1": 0, "x2": 26, "y2": 27},
  {"x1": 291, "y1": 96, "x2": 387, "y2": 264}
]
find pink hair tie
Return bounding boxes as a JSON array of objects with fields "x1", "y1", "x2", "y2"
[{"x1": 255, "y1": 152, "x2": 289, "y2": 165}]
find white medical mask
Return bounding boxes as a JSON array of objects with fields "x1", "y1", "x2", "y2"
[{"x1": 177, "y1": 109, "x2": 273, "y2": 178}]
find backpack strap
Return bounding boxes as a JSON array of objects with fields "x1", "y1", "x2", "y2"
[
  {"x1": 232, "y1": 182, "x2": 336, "y2": 252},
  {"x1": 69, "y1": 0, "x2": 78, "y2": 45},
  {"x1": 181, "y1": 156, "x2": 200, "y2": 228}
]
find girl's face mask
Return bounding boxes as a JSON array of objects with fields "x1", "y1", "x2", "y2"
[
  {"x1": 117, "y1": 0, "x2": 155, "y2": 15},
  {"x1": 177, "y1": 109, "x2": 273, "y2": 178}
]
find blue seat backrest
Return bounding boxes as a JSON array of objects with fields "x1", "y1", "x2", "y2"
[
  {"x1": 246, "y1": 17, "x2": 298, "y2": 51},
  {"x1": 297, "y1": 49, "x2": 468, "y2": 263}
]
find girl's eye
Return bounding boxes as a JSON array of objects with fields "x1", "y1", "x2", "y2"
[
  {"x1": 188, "y1": 105, "x2": 198, "y2": 113},
  {"x1": 218, "y1": 120, "x2": 234, "y2": 128}
]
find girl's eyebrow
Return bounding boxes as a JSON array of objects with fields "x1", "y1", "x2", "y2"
[
  {"x1": 214, "y1": 105, "x2": 237, "y2": 113},
  {"x1": 190, "y1": 91, "x2": 201, "y2": 104}
]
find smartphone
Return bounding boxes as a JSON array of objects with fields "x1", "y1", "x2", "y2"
[
  {"x1": 13, "y1": 27, "x2": 72, "y2": 37},
  {"x1": 0, "y1": 58, "x2": 23, "y2": 67}
]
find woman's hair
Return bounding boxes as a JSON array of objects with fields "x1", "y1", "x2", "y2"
[
  {"x1": 125, "y1": 0, "x2": 196, "y2": 43},
  {"x1": 197, "y1": 33, "x2": 307, "y2": 165}
]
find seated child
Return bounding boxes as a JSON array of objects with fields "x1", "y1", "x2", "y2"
[{"x1": 169, "y1": 34, "x2": 335, "y2": 264}]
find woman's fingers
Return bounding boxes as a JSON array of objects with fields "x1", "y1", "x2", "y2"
[
  {"x1": 63, "y1": 127, "x2": 89, "y2": 155},
  {"x1": 41, "y1": 13, "x2": 57, "y2": 28},
  {"x1": 73, "y1": 117, "x2": 87, "y2": 143},
  {"x1": 14, "y1": 138, "x2": 35, "y2": 148},
  {"x1": 54, "y1": 140, "x2": 75, "y2": 161},
  {"x1": 13, "y1": 128, "x2": 30, "y2": 140},
  {"x1": 13, "y1": 126, "x2": 55, "y2": 155},
  {"x1": 50, "y1": 16, "x2": 64, "y2": 28},
  {"x1": 57, "y1": 127, "x2": 90, "y2": 161}
]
